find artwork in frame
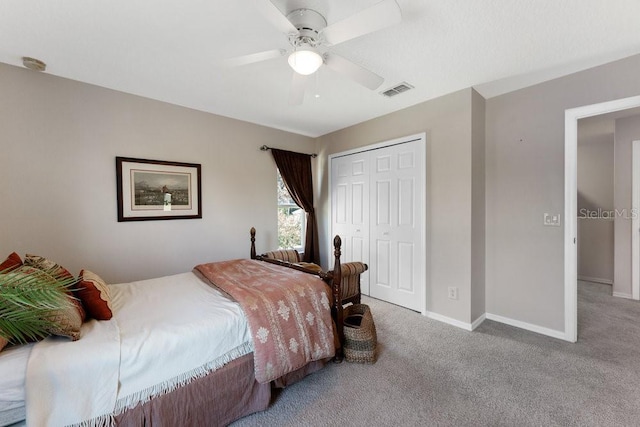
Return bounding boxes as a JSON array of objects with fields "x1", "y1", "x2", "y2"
[{"x1": 116, "y1": 157, "x2": 202, "y2": 222}]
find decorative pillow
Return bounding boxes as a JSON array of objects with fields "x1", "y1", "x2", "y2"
[
  {"x1": 0, "y1": 252, "x2": 22, "y2": 272},
  {"x1": 76, "y1": 270, "x2": 113, "y2": 320},
  {"x1": 46, "y1": 298, "x2": 85, "y2": 340},
  {"x1": 27, "y1": 267, "x2": 85, "y2": 339},
  {"x1": 24, "y1": 254, "x2": 73, "y2": 279},
  {"x1": 0, "y1": 267, "x2": 84, "y2": 342},
  {"x1": 22, "y1": 255, "x2": 86, "y2": 334},
  {"x1": 295, "y1": 262, "x2": 323, "y2": 273}
]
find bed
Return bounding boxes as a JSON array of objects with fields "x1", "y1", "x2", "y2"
[{"x1": 0, "y1": 228, "x2": 351, "y2": 427}]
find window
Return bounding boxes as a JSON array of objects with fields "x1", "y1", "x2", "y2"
[{"x1": 277, "y1": 170, "x2": 305, "y2": 250}]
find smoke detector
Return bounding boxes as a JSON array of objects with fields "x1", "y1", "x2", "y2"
[{"x1": 22, "y1": 57, "x2": 46, "y2": 72}]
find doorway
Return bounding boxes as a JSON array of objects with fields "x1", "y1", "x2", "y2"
[
  {"x1": 632, "y1": 139, "x2": 640, "y2": 300},
  {"x1": 576, "y1": 117, "x2": 615, "y2": 287},
  {"x1": 564, "y1": 95, "x2": 640, "y2": 343}
]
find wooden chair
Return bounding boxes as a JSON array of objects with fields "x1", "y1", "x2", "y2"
[
  {"x1": 339, "y1": 262, "x2": 368, "y2": 306},
  {"x1": 261, "y1": 250, "x2": 367, "y2": 306},
  {"x1": 262, "y1": 249, "x2": 301, "y2": 263}
]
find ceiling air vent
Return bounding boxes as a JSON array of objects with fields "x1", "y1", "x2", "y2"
[{"x1": 381, "y1": 82, "x2": 414, "y2": 97}]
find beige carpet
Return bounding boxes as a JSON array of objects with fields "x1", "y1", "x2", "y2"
[{"x1": 232, "y1": 281, "x2": 640, "y2": 426}]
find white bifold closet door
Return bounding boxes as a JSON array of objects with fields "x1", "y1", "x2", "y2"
[
  {"x1": 331, "y1": 151, "x2": 371, "y2": 294},
  {"x1": 331, "y1": 137, "x2": 425, "y2": 311}
]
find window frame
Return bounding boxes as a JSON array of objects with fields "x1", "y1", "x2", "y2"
[{"x1": 277, "y1": 170, "x2": 306, "y2": 251}]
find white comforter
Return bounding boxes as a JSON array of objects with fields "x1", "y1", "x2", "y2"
[{"x1": 26, "y1": 272, "x2": 251, "y2": 426}]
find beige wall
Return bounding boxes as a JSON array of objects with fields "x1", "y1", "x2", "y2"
[
  {"x1": 316, "y1": 88, "x2": 481, "y2": 324},
  {"x1": 613, "y1": 114, "x2": 640, "y2": 296},
  {"x1": 486, "y1": 54, "x2": 640, "y2": 332},
  {"x1": 0, "y1": 63, "x2": 314, "y2": 283},
  {"x1": 578, "y1": 119, "x2": 614, "y2": 211},
  {"x1": 4, "y1": 50, "x2": 640, "y2": 337},
  {"x1": 577, "y1": 119, "x2": 614, "y2": 283},
  {"x1": 578, "y1": 219, "x2": 614, "y2": 283},
  {"x1": 471, "y1": 89, "x2": 486, "y2": 322}
]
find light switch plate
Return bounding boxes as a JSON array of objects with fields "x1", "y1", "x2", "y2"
[{"x1": 544, "y1": 213, "x2": 561, "y2": 226}]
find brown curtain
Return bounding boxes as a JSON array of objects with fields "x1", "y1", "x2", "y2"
[{"x1": 271, "y1": 149, "x2": 320, "y2": 264}]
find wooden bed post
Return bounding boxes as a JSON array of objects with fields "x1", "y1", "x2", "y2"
[
  {"x1": 250, "y1": 227, "x2": 257, "y2": 260},
  {"x1": 332, "y1": 235, "x2": 344, "y2": 362}
]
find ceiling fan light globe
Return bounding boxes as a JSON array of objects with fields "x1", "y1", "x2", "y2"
[{"x1": 288, "y1": 50, "x2": 323, "y2": 75}]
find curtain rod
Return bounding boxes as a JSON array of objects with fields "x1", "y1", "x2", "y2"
[{"x1": 260, "y1": 145, "x2": 317, "y2": 158}]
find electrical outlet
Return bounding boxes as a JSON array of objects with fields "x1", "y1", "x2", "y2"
[{"x1": 448, "y1": 287, "x2": 458, "y2": 300}]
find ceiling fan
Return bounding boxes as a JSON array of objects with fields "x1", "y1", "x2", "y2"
[{"x1": 223, "y1": 0, "x2": 402, "y2": 105}]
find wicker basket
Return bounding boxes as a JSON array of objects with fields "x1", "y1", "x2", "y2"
[{"x1": 343, "y1": 304, "x2": 377, "y2": 364}]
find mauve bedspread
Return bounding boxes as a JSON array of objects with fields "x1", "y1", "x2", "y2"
[{"x1": 195, "y1": 259, "x2": 335, "y2": 383}]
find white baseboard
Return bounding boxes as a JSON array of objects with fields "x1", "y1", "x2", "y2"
[
  {"x1": 578, "y1": 275, "x2": 613, "y2": 285},
  {"x1": 612, "y1": 291, "x2": 633, "y2": 299},
  {"x1": 471, "y1": 314, "x2": 486, "y2": 331},
  {"x1": 425, "y1": 311, "x2": 474, "y2": 331},
  {"x1": 485, "y1": 313, "x2": 567, "y2": 340},
  {"x1": 423, "y1": 311, "x2": 568, "y2": 341}
]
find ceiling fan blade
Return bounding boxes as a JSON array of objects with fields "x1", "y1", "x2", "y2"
[
  {"x1": 255, "y1": 0, "x2": 299, "y2": 35},
  {"x1": 324, "y1": 53, "x2": 384, "y2": 90},
  {"x1": 289, "y1": 72, "x2": 309, "y2": 105},
  {"x1": 221, "y1": 49, "x2": 286, "y2": 67},
  {"x1": 321, "y1": 0, "x2": 401, "y2": 46}
]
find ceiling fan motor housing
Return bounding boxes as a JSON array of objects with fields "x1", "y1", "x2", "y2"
[{"x1": 286, "y1": 8, "x2": 327, "y2": 47}]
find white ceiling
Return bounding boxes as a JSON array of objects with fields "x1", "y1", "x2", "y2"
[{"x1": 1, "y1": 0, "x2": 639, "y2": 137}]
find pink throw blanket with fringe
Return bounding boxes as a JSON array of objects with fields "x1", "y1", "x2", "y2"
[{"x1": 195, "y1": 259, "x2": 335, "y2": 383}]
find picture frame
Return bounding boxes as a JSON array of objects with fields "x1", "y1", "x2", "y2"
[{"x1": 116, "y1": 156, "x2": 202, "y2": 222}]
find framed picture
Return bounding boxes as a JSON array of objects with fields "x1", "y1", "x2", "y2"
[{"x1": 116, "y1": 157, "x2": 202, "y2": 222}]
